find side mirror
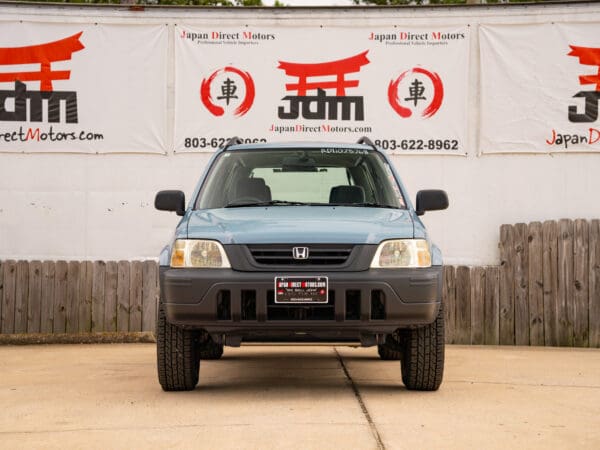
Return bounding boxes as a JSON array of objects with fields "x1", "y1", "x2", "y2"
[
  {"x1": 415, "y1": 190, "x2": 448, "y2": 216},
  {"x1": 155, "y1": 190, "x2": 186, "y2": 216}
]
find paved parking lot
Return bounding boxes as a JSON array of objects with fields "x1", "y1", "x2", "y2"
[{"x1": 1, "y1": 343, "x2": 599, "y2": 449}]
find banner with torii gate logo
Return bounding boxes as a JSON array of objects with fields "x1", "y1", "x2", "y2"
[
  {"x1": 174, "y1": 25, "x2": 469, "y2": 154},
  {"x1": 0, "y1": 22, "x2": 168, "y2": 154},
  {"x1": 480, "y1": 23, "x2": 600, "y2": 154}
]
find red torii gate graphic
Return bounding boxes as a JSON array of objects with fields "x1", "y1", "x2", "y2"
[
  {"x1": 0, "y1": 32, "x2": 84, "y2": 92},
  {"x1": 567, "y1": 45, "x2": 600, "y2": 123},
  {"x1": 276, "y1": 51, "x2": 370, "y2": 121},
  {"x1": 277, "y1": 50, "x2": 370, "y2": 97},
  {"x1": 568, "y1": 45, "x2": 600, "y2": 91},
  {"x1": 0, "y1": 32, "x2": 84, "y2": 123}
]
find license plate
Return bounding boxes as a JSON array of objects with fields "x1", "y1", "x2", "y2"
[{"x1": 274, "y1": 276, "x2": 328, "y2": 304}]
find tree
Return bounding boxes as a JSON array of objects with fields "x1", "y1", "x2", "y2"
[
  {"x1": 353, "y1": 0, "x2": 464, "y2": 4},
  {"x1": 27, "y1": 0, "x2": 263, "y2": 5},
  {"x1": 141, "y1": 0, "x2": 263, "y2": 5},
  {"x1": 353, "y1": 0, "x2": 559, "y2": 4}
]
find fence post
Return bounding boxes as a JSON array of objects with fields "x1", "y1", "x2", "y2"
[
  {"x1": 129, "y1": 261, "x2": 143, "y2": 332},
  {"x1": 27, "y1": 261, "x2": 42, "y2": 333},
  {"x1": 573, "y1": 219, "x2": 589, "y2": 347},
  {"x1": 528, "y1": 222, "x2": 544, "y2": 346},
  {"x1": 557, "y1": 219, "x2": 575, "y2": 346},
  {"x1": 0, "y1": 261, "x2": 3, "y2": 333},
  {"x1": 499, "y1": 225, "x2": 515, "y2": 345},
  {"x1": 542, "y1": 221, "x2": 558, "y2": 346},
  {"x1": 1, "y1": 261, "x2": 16, "y2": 334},
  {"x1": 514, "y1": 223, "x2": 530, "y2": 345},
  {"x1": 79, "y1": 261, "x2": 93, "y2": 333},
  {"x1": 104, "y1": 261, "x2": 118, "y2": 332},
  {"x1": 590, "y1": 220, "x2": 600, "y2": 348},
  {"x1": 117, "y1": 261, "x2": 130, "y2": 332},
  {"x1": 484, "y1": 266, "x2": 500, "y2": 345},
  {"x1": 54, "y1": 261, "x2": 68, "y2": 333},
  {"x1": 455, "y1": 266, "x2": 471, "y2": 344},
  {"x1": 41, "y1": 261, "x2": 55, "y2": 333},
  {"x1": 470, "y1": 267, "x2": 486, "y2": 345},
  {"x1": 91, "y1": 261, "x2": 106, "y2": 332},
  {"x1": 15, "y1": 261, "x2": 29, "y2": 334},
  {"x1": 142, "y1": 261, "x2": 159, "y2": 333}
]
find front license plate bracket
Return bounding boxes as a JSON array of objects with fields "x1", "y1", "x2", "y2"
[{"x1": 274, "y1": 276, "x2": 328, "y2": 304}]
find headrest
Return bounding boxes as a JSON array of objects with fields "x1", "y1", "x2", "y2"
[{"x1": 329, "y1": 185, "x2": 366, "y2": 204}]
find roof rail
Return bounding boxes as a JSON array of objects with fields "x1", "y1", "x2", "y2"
[
  {"x1": 356, "y1": 136, "x2": 377, "y2": 150},
  {"x1": 222, "y1": 136, "x2": 244, "y2": 151}
]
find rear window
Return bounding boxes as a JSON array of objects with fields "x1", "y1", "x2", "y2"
[{"x1": 196, "y1": 148, "x2": 406, "y2": 210}]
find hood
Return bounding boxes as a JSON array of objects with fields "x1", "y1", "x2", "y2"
[{"x1": 185, "y1": 206, "x2": 414, "y2": 244}]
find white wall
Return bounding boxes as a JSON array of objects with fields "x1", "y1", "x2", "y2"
[{"x1": 1, "y1": 2, "x2": 600, "y2": 265}]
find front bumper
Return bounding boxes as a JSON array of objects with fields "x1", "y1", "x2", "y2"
[{"x1": 161, "y1": 266, "x2": 442, "y2": 338}]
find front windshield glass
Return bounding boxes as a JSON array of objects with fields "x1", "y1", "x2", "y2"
[{"x1": 196, "y1": 148, "x2": 406, "y2": 210}]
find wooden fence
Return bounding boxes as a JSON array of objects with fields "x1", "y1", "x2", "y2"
[
  {"x1": 0, "y1": 260, "x2": 158, "y2": 334},
  {"x1": 0, "y1": 219, "x2": 599, "y2": 347},
  {"x1": 444, "y1": 219, "x2": 600, "y2": 347}
]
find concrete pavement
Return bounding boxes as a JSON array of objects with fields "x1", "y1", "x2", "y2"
[{"x1": 0, "y1": 344, "x2": 599, "y2": 449}]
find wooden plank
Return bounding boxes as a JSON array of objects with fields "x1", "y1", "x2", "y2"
[
  {"x1": 454, "y1": 266, "x2": 471, "y2": 345},
  {"x1": 484, "y1": 266, "x2": 500, "y2": 345},
  {"x1": 499, "y1": 224, "x2": 515, "y2": 345},
  {"x1": 590, "y1": 219, "x2": 600, "y2": 348},
  {"x1": 0, "y1": 261, "x2": 2, "y2": 333},
  {"x1": 78, "y1": 261, "x2": 93, "y2": 333},
  {"x1": 40, "y1": 261, "x2": 55, "y2": 333},
  {"x1": 14, "y1": 261, "x2": 29, "y2": 333},
  {"x1": 117, "y1": 261, "x2": 130, "y2": 332},
  {"x1": 442, "y1": 265, "x2": 456, "y2": 344},
  {"x1": 1, "y1": 261, "x2": 16, "y2": 334},
  {"x1": 528, "y1": 222, "x2": 544, "y2": 346},
  {"x1": 573, "y1": 219, "x2": 589, "y2": 347},
  {"x1": 129, "y1": 261, "x2": 143, "y2": 332},
  {"x1": 53, "y1": 261, "x2": 68, "y2": 333},
  {"x1": 27, "y1": 261, "x2": 42, "y2": 333},
  {"x1": 542, "y1": 221, "x2": 559, "y2": 347},
  {"x1": 66, "y1": 261, "x2": 80, "y2": 333},
  {"x1": 142, "y1": 261, "x2": 158, "y2": 333},
  {"x1": 513, "y1": 223, "x2": 529, "y2": 346},
  {"x1": 91, "y1": 261, "x2": 106, "y2": 332},
  {"x1": 104, "y1": 261, "x2": 118, "y2": 332},
  {"x1": 470, "y1": 266, "x2": 485, "y2": 345},
  {"x1": 557, "y1": 219, "x2": 574, "y2": 347}
]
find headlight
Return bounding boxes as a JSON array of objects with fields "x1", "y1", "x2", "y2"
[
  {"x1": 170, "y1": 239, "x2": 231, "y2": 268},
  {"x1": 370, "y1": 239, "x2": 431, "y2": 268}
]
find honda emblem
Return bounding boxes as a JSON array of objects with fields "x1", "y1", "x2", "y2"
[{"x1": 292, "y1": 247, "x2": 309, "y2": 260}]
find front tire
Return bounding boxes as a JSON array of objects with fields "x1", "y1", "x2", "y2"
[
  {"x1": 156, "y1": 303, "x2": 201, "y2": 391},
  {"x1": 400, "y1": 303, "x2": 445, "y2": 391}
]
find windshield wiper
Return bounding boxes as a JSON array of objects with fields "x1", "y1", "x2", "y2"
[
  {"x1": 328, "y1": 202, "x2": 400, "y2": 209},
  {"x1": 225, "y1": 200, "x2": 400, "y2": 209},
  {"x1": 225, "y1": 200, "x2": 309, "y2": 208}
]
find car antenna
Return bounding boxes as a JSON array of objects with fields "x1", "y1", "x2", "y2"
[
  {"x1": 356, "y1": 136, "x2": 377, "y2": 150},
  {"x1": 221, "y1": 136, "x2": 244, "y2": 151}
]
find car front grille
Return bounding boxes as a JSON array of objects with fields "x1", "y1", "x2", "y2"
[
  {"x1": 247, "y1": 244, "x2": 354, "y2": 266},
  {"x1": 215, "y1": 288, "x2": 387, "y2": 321}
]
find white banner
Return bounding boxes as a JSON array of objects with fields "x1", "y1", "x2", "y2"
[
  {"x1": 174, "y1": 25, "x2": 469, "y2": 154},
  {"x1": 0, "y1": 23, "x2": 167, "y2": 153},
  {"x1": 480, "y1": 23, "x2": 600, "y2": 154}
]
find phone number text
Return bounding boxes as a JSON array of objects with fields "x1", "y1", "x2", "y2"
[
  {"x1": 183, "y1": 137, "x2": 267, "y2": 149},
  {"x1": 374, "y1": 139, "x2": 460, "y2": 151}
]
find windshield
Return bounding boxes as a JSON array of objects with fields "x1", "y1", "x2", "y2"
[{"x1": 195, "y1": 148, "x2": 406, "y2": 210}]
